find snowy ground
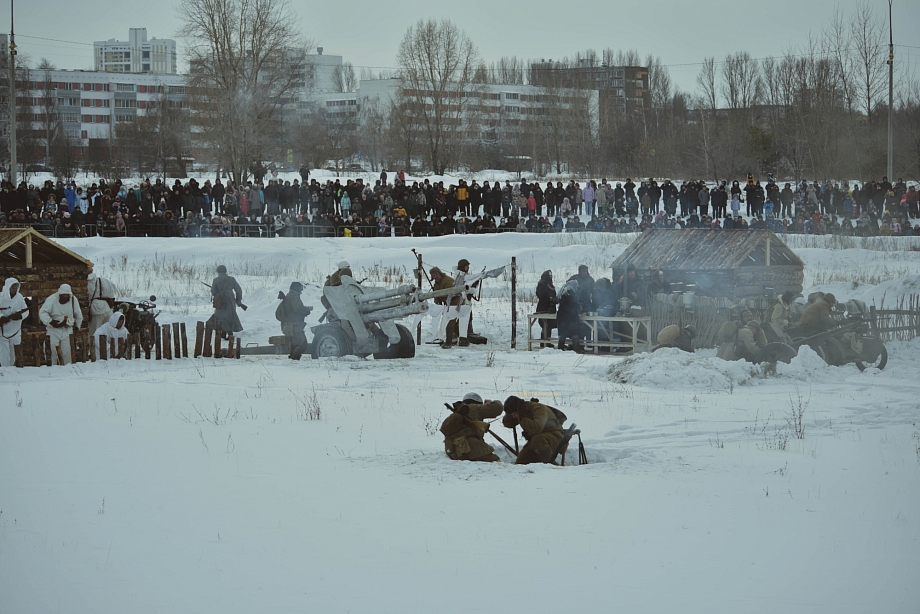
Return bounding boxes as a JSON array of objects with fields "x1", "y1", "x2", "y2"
[{"x1": 1, "y1": 233, "x2": 919, "y2": 613}]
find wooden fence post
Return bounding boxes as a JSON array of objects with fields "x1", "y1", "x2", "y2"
[
  {"x1": 124, "y1": 335, "x2": 133, "y2": 360},
  {"x1": 180, "y1": 323, "x2": 189, "y2": 358},
  {"x1": 110, "y1": 338, "x2": 117, "y2": 360},
  {"x1": 89, "y1": 335, "x2": 96, "y2": 362},
  {"x1": 44, "y1": 338, "x2": 53, "y2": 366},
  {"x1": 162, "y1": 325, "x2": 172, "y2": 360},
  {"x1": 236, "y1": 340, "x2": 241, "y2": 359},
  {"x1": 14, "y1": 344, "x2": 23, "y2": 368},
  {"x1": 214, "y1": 333, "x2": 223, "y2": 359},
  {"x1": 117, "y1": 338, "x2": 126, "y2": 360},
  {"x1": 33, "y1": 338, "x2": 43, "y2": 368},
  {"x1": 202, "y1": 322, "x2": 213, "y2": 358},
  {"x1": 226, "y1": 336, "x2": 235, "y2": 359},
  {"x1": 172, "y1": 322, "x2": 181, "y2": 357},
  {"x1": 69, "y1": 334, "x2": 77, "y2": 364},
  {"x1": 155, "y1": 324, "x2": 162, "y2": 360},
  {"x1": 194, "y1": 321, "x2": 204, "y2": 357},
  {"x1": 511, "y1": 256, "x2": 517, "y2": 350},
  {"x1": 99, "y1": 335, "x2": 108, "y2": 360}
]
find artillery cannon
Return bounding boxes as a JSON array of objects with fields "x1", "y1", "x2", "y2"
[{"x1": 310, "y1": 275, "x2": 475, "y2": 359}]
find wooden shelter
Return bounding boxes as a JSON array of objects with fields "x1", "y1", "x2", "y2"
[
  {"x1": 610, "y1": 229, "x2": 804, "y2": 301},
  {"x1": 0, "y1": 229, "x2": 94, "y2": 364}
]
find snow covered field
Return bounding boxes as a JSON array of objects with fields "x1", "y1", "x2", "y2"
[{"x1": 2, "y1": 233, "x2": 919, "y2": 613}]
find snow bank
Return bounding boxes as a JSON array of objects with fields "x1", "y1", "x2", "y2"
[{"x1": 608, "y1": 344, "x2": 842, "y2": 390}]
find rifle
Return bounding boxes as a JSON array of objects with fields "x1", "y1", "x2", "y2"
[
  {"x1": 444, "y1": 402, "x2": 518, "y2": 458},
  {"x1": 202, "y1": 281, "x2": 248, "y2": 311},
  {"x1": 0, "y1": 306, "x2": 29, "y2": 327}
]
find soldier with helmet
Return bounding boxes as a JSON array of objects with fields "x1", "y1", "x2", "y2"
[
  {"x1": 207, "y1": 264, "x2": 244, "y2": 339},
  {"x1": 501, "y1": 396, "x2": 568, "y2": 465},
  {"x1": 793, "y1": 292, "x2": 838, "y2": 337},
  {"x1": 439, "y1": 258, "x2": 478, "y2": 349},
  {"x1": 440, "y1": 392, "x2": 504, "y2": 462}
]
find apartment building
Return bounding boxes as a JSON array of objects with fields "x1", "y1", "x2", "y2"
[{"x1": 94, "y1": 28, "x2": 177, "y2": 74}]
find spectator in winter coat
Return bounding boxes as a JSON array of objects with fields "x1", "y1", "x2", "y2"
[
  {"x1": 556, "y1": 280, "x2": 589, "y2": 352},
  {"x1": 535, "y1": 270, "x2": 557, "y2": 344}
]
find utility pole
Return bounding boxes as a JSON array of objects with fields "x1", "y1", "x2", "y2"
[
  {"x1": 8, "y1": 0, "x2": 17, "y2": 185},
  {"x1": 887, "y1": 0, "x2": 894, "y2": 182}
]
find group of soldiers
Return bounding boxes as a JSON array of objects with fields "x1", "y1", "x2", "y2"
[
  {"x1": 653, "y1": 289, "x2": 840, "y2": 362},
  {"x1": 440, "y1": 393, "x2": 574, "y2": 465},
  {"x1": 0, "y1": 268, "x2": 135, "y2": 366}
]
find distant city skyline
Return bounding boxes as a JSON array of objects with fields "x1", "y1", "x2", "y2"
[{"x1": 8, "y1": 0, "x2": 920, "y2": 95}]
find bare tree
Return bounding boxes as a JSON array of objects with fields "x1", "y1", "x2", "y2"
[
  {"x1": 396, "y1": 19, "x2": 481, "y2": 174},
  {"x1": 177, "y1": 0, "x2": 311, "y2": 184},
  {"x1": 332, "y1": 61, "x2": 358, "y2": 93}
]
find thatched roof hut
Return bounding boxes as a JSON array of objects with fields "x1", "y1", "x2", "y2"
[{"x1": 610, "y1": 229, "x2": 804, "y2": 301}]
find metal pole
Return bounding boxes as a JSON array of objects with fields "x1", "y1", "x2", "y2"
[
  {"x1": 887, "y1": 0, "x2": 894, "y2": 182},
  {"x1": 506, "y1": 256, "x2": 512, "y2": 350},
  {"x1": 8, "y1": 0, "x2": 17, "y2": 185}
]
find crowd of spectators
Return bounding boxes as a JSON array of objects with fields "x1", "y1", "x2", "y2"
[{"x1": 1, "y1": 170, "x2": 918, "y2": 239}]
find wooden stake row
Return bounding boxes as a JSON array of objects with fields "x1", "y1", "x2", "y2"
[{"x1": 193, "y1": 321, "x2": 240, "y2": 359}]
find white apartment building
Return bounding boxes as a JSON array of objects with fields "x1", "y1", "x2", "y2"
[
  {"x1": 356, "y1": 78, "x2": 600, "y2": 138},
  {"x1": 21, "y1": 69, "x2": 187, "y2": 144},
  {"x1": 94, "y1": 28, "x2": 177, "y2": 74}
]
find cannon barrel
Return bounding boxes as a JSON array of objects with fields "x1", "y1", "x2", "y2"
[
  {"x1": 353, "y1": 285, "x2": 416, "y2": 305},
  {"x1": 361, "y1": 303, "x2": 428, "y2": 324},
  {"x1": 356, "y1": 295, "x2": 411, "y2": 313},
  {"x1": 416, "y1": 285, "x2": 470, "y2": 303}
]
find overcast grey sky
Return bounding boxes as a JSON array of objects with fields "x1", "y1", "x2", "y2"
[{"x1": 8, "y1": 0, "x2": 920, "y2": 94}]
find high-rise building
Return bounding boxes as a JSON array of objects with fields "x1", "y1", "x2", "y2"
[{"x1": 94, "y1": 28, "x2": 177, "y2": 74}]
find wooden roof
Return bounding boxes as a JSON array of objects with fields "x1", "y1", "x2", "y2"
[
  {"x1": 611, "y1": 229, "x2": 803, "y2": 271},
  {"x1": 0, "y1": 228, "x2": 94, "y2": 268}
]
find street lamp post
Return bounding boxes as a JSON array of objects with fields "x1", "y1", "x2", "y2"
[
  {"x1": 887, "y1": 0, "x2": 894, "y2": 182},
  {"x1": 8, "y1": 0, "x2": 17, "y2": 185}
]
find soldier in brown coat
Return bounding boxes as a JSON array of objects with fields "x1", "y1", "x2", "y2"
[
  {"x1": 502, "y1": 396, "x2": 568, "y2": 465},
  {"x1": 326, "y1": 261, "x2": 353, "y2": 287},
  {"x1": 794, "y1": 293, "x2": 837, "y2": 337},
  {"x1": 440, "y1": 392, "x2": 503, "y2": 462}
]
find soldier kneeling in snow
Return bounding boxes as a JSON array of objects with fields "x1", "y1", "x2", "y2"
[
  {"x1": 654, "y1": 324, "x2": 697, "y2": 352},
  {"x1": 440, "y1": 392, "x2": 504, "y2": 462},
  {"x1": 502, "y1": 396, "x2": 568, "y2": 465}
]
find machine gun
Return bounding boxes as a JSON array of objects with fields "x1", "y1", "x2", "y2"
[{"x1": 311, "y1": 275, "x2": 477, "y2": 359}]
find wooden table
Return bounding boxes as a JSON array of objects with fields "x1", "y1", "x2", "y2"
[{"x1": 527, "y1": 313, "x2": 652, "y2": 354}]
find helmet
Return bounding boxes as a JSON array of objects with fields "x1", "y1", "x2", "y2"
[
  {"x1": 457, "y1": 258, "x2": 470, "y2": 269},
  {"x1": 823, "y1": 293, "x2": 837, "y2": 304},
  {"x1": 503, "y1": 395, "x2": 524, "y2": 413},
  {"x1": 683, "y1": 324, "x2": 697, "y2": 339},
  {"x1": 337, "y1": 261, "x2": 350, "y2": 269},
  {"x1": 289, "y1": 281, "x2": 303, "y2": 292},
  {"x1": 564, "y1": 280, "x2": 579, "y2": 294},
  {"x1": 462, "y1": 392, "x2": 483, "y2": 404},
  {"x1": 216, "y1": 264, "x2": 228, "y2": 274}
]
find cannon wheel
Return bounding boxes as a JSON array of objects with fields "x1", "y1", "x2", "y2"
[
  {"x1": 760, "y1": 342, "x2": 798, "y2": 364},
  {"x1": 311, "y1": 324, "x2": 352, "y2": 359},
  {"x1": 373, "y1": 324, "x2": 416, "y2": 360},
  {"x1": 856, "y1": 341, "x2": 888, "y2": 371}
]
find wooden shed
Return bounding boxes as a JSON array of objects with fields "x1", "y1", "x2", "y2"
[
  {"x1": 0, "y1": 227, "x2": 93, "y2": 332},
  {"x1": 610, "y1": 229, "x2": 804, "y2": 301}
]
